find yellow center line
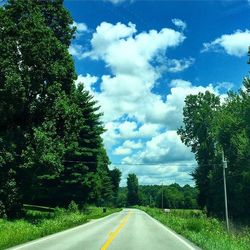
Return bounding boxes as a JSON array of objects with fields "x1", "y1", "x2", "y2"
[{"x1": 101, "y1": 211, "x2": 132, "y2": 250}]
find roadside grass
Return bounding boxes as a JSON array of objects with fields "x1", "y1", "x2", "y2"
[
  {"x1": 137, "y1": 206, "x2": 250, "y2": 250},
  {"x1": 0, "y1": 206, "x2": 121, "y2": 250}
]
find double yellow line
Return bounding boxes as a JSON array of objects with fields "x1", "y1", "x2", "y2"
[{"x1": 101, "y1": 211, "x2": 132, "y2": 250}]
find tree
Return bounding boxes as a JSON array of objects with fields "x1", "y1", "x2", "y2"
[
  {"x1": 110, "y1": 168, "x2": 122, "y2": 205},
  {"x1": 119, "y1": 184, "x2": 198, "y2": 209},
  {"x1": 177, "y1": 91, "x2": 220, "y2": 213},
  {"x1": 0, "y1": 0, "x2": 113, "y2": 217},
  {"x1": 126, "y1": 173, "x2": 139, "y2": 206},
  {"x1": 0, "y1": 0, "x2": 76, "y2": 217},
  {"x1": 178, "y1": 66, "x2": 250, "y2": 220}
]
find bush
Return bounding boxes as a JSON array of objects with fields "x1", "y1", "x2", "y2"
[{"x1": 68, "y1": 201, "x2": 79, "y2": 213}]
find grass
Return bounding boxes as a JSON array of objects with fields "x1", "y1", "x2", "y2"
[
  {"x1": 0, "y1": 206, "x2": 121, "y2": 250},
  {"x1": 137, "y1": 206, "x2": 250, "y2": 250}
]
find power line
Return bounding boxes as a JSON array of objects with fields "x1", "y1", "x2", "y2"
[{"x1": 63, "y1": 160, "x2": 198, "y2": 166}]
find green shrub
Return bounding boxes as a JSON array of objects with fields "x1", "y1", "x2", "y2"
[
  {"x1": 185, "y1": 218, "x2": 203, "y2": 232},
  {"x1": 68, "y1": 201, "x2": 79, "y2": 213}
]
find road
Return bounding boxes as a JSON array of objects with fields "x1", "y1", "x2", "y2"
[{"x1": 9, "y1": 209, "x2": 200, "y2": 250}]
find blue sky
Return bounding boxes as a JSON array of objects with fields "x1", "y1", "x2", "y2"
[{"x1": 65, "y1": 0, "x2": 250, "y2": 186}]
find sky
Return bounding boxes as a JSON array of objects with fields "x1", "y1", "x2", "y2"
[{"x1": 65, "y1": 0, "x2": 250, "y2": 186}]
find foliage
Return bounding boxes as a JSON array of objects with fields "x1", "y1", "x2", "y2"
[
  {"x1": 68, "y1": 201, "x2": 79, "y2": 213},
  {"x1": 178, "y1": 55, "x2": 250, "y2": 220},
  {"x1": 0, "y1": 0, "x2": 120, "y2": 218},
  {"x1": 139, "y1": 207, "x2": 250, "y2": 250},
  {"x1": 119, "y1": 183, "x2": 198, "y2": 209},
  {"x1": 110, "y1": 168, "x2": 122, "y2": 204},
  {"x1": 126, "y1": 173, "x2": 140, "y2": 206},
  {"x1": 177, "y1": 91, "x2": 221, "y2": 212}
]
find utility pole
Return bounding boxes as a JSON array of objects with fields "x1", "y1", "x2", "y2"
[
  {"x1": 222, "y1": 149, "x2": 229, "y2": 232},
  {"x1": 161, "y1": 182, "x2": 164, "y2": 210}
]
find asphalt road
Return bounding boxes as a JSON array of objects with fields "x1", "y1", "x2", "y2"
[{"x1": 9, "y1": 209, "x2": 200, "y2": 250}]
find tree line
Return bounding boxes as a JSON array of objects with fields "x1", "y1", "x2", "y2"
[
  {"x1": 178, "y1": 53, "x2": 250, "y2": 221},
  {"x1": 0, "y1": 0, "x2": 121, "y2": 219},
  {"x1": 119, "y1": 173, "x2": 198, "y2": 209}
]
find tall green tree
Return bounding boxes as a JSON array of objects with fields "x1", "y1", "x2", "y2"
[
  {"x1": 177, "y1": 91, "x2": 220, "y2": 213},
  {"x1": 0, "y1": 0, "x2": 113, "y2": 217},
  {"x1": 178, "y1": 60, "x2": 250, "y2": 220},
  {"x1": 126, "y1": 173, "x2": 139, "y2": 206},
  {"x1": 0, "y1": 0, "x2": 76, "y2": 217},
  {"x1": 110, "y1": 168, "x2": 122, "y2": 205}
]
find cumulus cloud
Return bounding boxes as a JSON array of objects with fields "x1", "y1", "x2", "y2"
[
  {"x1": 113, "y1": 140, "x2": 143, "y2": 155},
  {"x1": 140, "y1": 130, "x2": 194, "y2": 164},
  {"x1": 122, "y1": 130, "x2": 194, "y2": 164},
  {"x1": 73, "y1": 21, "x2": 88, "y2": 32},
  {"x1": 172, "y1": 18, "x2": 187, "y2": 31},
  {"x1": 81, "y1": 22, "x2": 187, "y2": 124},
  {"x1": 74, "y1": 21, "x2": 221, "y2": 185},
  {"x1": 75, "y1": 74, "x2": 99, "y2": 92},
  {"x1": 117, "y1": 162, "x2": 196, "y2": 186},
  {"x1": 87, "y1": 21, "x2": 185, "y2": 75},
  {"x1": 202, "y1": 29, "x2": 250, "y2": 57},
  {"x1": 214, "y1": 81, "x2": 233, "y2": 93},
  {"x1": 118, "y1": 130, "x2": 196, "y2": 186},
  {"x1": 156, "y1": 57, "x2": 195, "y2": 73},
  {"x1": 102, "y1": 121, "x2": 161, "y2": 150},
  {"x1": 69, "y1": 44, "x2": 85, "y2": 59}
]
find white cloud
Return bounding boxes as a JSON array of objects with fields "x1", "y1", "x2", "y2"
[
  {"x1": 69, "y1": 22, "x2": 88, "y2": 59},
  {"x1": 172, "y1": 18, "x2": 187, "y2": 31},
  {"x1": 123, "y1": 140, "x2": 143, "y2": 149},
  {"x1": 214, "y1": 81, "x2": 233, "y2": 93},
  {"x1": 105, "y1": 0, "x2": 127, "y2": 4},
  {"x1": 138, "y1": 124, "x2": 160, "y2": 137},
  {"x1": 87, "y1": 22, "x2": 185, "y2": 77},
  {"x1": 118, "y1": 121, "x2": 138, "y2": 138},
  {"x1": 75, "y1": 74, "x2": 99, "y2": 92},
  {"x1": 102, "y1": 122, "x2": 120, "y2": 150},
  {"x1": 82, "y1": 22, "x2": 186, "y2": 124},
  {"x1": 69, "y1": 44, "x2": 85, "y2": 59},
  {"x1": 102, "y1": 121, "x2": 161, "y2": 151},
  {"x1": 157, "y1": 57, "x2": 195, "y2": 73},
  {"x1": 122, "y1": 130, "x2": 194, "y2": 165},
  {"x1": 141, "y1": 130, "x2": 194, "y2": 164},
  {"x1": 163, "y1": 79, "x2": 216, "y2": 129},
  {"x1": 202, "y1": 29, "x2": 250, "y2": 57},
  {"x1": 72, "y1": 21, "x2": 88, "y2": 33},
  {"x1": 118, "y1": 130, "x2": 196, "y2": 185},
  {"x1": 113, "y1": 140, "x2": 143, "y2": 155},
  {"x1": 75, "y1": 21, "x2": 223, "y2": 186},
  {"x1": 113, "y1": 147, "x2": 132, "y2": 155},
  {"x1": 116, "y1": 162, "x2": 196, "y2": 186}
]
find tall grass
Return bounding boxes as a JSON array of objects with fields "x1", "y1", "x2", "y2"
[
  {"x1": 0, "y1": 207, "x2": 121, "y2": 250},
  {"x1": 138, "y1": 207, "x2": 250, "y2": 250}
]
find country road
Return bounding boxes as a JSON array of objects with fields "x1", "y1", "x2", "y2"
[{"x1": 9, "y1": 209, "x2": 200, "y2": 250}]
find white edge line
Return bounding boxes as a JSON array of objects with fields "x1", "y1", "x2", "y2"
[
  {"x1": 143, "y1": 211, "x2": 198, "y2": 250},
  {"x1": 8, "y1": 210, "x2": 123, "y2": 250}
]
